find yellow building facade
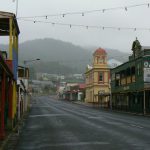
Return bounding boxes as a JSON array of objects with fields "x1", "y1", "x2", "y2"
[{"x1": 85, "y1": 48, "x2": 110, "y2": 106}]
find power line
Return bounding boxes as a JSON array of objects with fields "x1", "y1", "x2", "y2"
[
  {"x1": 17, "y1": 3, "x2": 150, "y2": 19},
  {"x1": 16, "y1": 0, "x2": 19, "y2": 17},
  {"x1": 18, "y1": 18, "x2": 150, "y2": 32},
  {"x1": 12, "y1": 0, "x2": 19, "y2": 17}
]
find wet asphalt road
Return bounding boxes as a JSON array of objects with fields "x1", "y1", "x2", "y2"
[{"x1": 16, "y1": 96, "x2": 150, "y2": 150}]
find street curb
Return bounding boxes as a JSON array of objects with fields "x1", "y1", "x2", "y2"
[
  {"x1": 0, "y1": 126, "x2": 18, "y2": 150},
  {"x1": 0, "y1": 112, "x2": 29, "y2": 150},
  {"x1": 0, "y1": 134, "x2": 11, "y2": 150},
  {"x1": 72, "y1": 101, "x2": 150, "y2": 117}
]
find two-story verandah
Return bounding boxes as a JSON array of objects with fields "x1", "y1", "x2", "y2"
[
  {"x1": 0, "y1": 52, "x2": 14, "y2": 139},
  {"x1": 0, "y1": 11, "x2": 20, "y2": 139},
  {"x1": 111, "y1": 46, "x2": 150, "y2": 114}
]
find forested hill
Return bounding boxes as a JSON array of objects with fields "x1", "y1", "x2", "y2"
[{"x1": 0, "y1": 38, "x2": 129, "y2": 74}]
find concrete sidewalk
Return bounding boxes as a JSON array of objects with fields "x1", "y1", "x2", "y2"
[{"x1": 0, "y1": 113, "x2": 28, "y2": 150}]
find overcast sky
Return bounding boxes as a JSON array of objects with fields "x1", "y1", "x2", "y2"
[{"x1": 0, "y1": 0, "x2": 150, "y2": 53}]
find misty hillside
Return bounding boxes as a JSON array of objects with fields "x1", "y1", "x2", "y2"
[{"x1": 0, "y1": 38, "x2": 129, "y2": 74}]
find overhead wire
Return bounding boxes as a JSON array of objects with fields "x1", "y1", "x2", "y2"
[
  {"x1": 1, "y1": 2, "x2": 149, "y2": 32},
  {"x1": 17, "y1": 3, "x2": 150, "y2": 19},
  {"x1": 17, "y1": 18, "x2": 150, "y2": 32}
]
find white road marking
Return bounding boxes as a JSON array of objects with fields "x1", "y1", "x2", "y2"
[
  {"x1": 29, "y1": 114, "x2": 68, "y2": 118},
  {"x1": 21, "y1": 141, "x2": 110, "y2": 149},
  {"x1": 32, "y1": 106, "x2": 52, "y2": 108},
  {"x1": 130, "y1": 124, "x2": 144, "y2": 129},
  {"x1": 88, "y1": 116, "x2": 103, "y2": 119},
  {"x1": 104, "y1": 121, "x2": 123, "y2": 125},
  {"x1": 45, "y1": 141, "x2": 110, "y2": 146}
]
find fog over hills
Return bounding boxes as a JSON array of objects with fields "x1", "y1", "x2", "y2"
[{"x1": 0, "y1": 38, "x2": 130, "y2": 74}]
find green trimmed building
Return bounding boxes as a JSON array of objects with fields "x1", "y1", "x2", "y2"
[{"x1": 111, "y1": 39, "x2": 150, "y2": 114}]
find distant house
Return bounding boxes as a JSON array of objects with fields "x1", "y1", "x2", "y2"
[
  {"x1": 37, "y1": 73, "x2": 65, "y2": 81},
  {"x1": 63, "y1": 83, "x2": 78, "y2": 100},
  {"x1": 73, "y1": 74, "x2": 84, "y2": 79},
  {"x1": 108, "y1": 59, "x2": 122, "y2": 68},
  {"x1": 57, "y1": 82, "x2": 66, "y2": 99},
  {"x1": 62, "y1": 83, "x2": 85, "y2": 101},
  {"x1": 78, "y1": 83, "x2": 86, "y2": 101}
]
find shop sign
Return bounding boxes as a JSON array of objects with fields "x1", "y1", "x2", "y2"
[
  {"x1": 116, "y1": 74, "x2": 120, "y2": 79},
  {"x1": 144, "y1": 68, "x2": 150, "y2": 82}
]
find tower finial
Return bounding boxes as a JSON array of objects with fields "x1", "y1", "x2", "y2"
[
  {"x1": 132, "y1": 38, "x2": 141, "y2": 58},
  {"x1": 136, "y1": 37, "x2": 138, "y2": 40}
]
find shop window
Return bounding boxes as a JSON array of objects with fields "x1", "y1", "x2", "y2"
[
  {"x1": 121, "y1": 70, "x2": 126, "y2": 78},
  {"x1": 115, "y1": 80, "x2": 120, "y2": 87},
  {"x1": 126, "y1": 68, "x2": 131, "y2": 84},
  {"x1": 111, "y1": 73, "x2": 115, "y2": 81},
  {"x1": 116, "y1": 73, "x2": 120, "y2": 80},
  {"x1": 137, "y1": 63, "x2": 142, "y2": 76},
  {"x1": 131, "y1": 66, "x2": 136, "y2": 82},
  {"x1": 126, "y1": 68, "x2": 131, "y2": 76}
]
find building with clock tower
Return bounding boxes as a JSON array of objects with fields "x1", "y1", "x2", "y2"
[{"x1": 85, "y1": 48, "x2": 110, "y2": 107}]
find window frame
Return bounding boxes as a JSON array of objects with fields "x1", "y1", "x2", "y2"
[{"x1": 98, "y1": 72, "x2": 104, "y2": 82}]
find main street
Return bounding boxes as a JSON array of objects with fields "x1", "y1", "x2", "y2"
[{"x1": 16, "y1": 96, "x2": 150, "y2": 150}]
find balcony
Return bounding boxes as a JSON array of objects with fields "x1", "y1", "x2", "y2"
[
  {"x1": 127, "y1": 76, "x2": 131, "y2": 84},
  {"x1": 121, "y1": 78, "x2": 126, "y2": 85},
  {"x1": 132, "y1": 75, "x2": 135, "y2": 82}
]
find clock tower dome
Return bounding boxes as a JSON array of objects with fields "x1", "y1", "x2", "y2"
[{"x1": 93, "y1": 48, "x2": 107, "y2": 67}]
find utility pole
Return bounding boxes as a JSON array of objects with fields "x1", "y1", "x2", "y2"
[
  {"x1": 16, "y1": 0, "x2": 19, "y2": 17},
  {"x1": 13, "y1": 0, "x2": 19, "y2": 17},
  {"x1": 144, "y1": 90, "x2": 146, "y2": 115}
]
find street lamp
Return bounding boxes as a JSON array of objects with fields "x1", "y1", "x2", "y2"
[
  {"x1": 23, "y1": 58, "x2": 40, "y2": 112},
  {"x1": 12, "y1": 0, "x2": 19, "y2": 17},
  {"x1": 23, "y1": 58, "x2": 40, "y2": 79},
  {"x1": 24, "y1": 58, "x2": 40, "y2": 66}
]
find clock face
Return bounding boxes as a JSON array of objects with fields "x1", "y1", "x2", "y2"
[{"x1": 144, "y1": 61, "x2": 148, "y2": 68}]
